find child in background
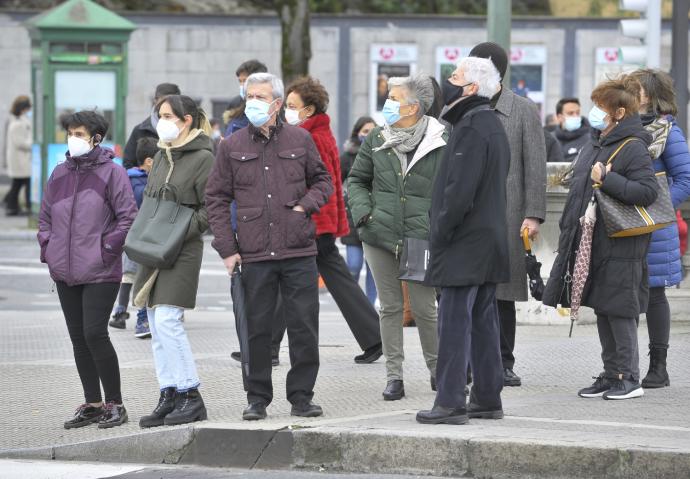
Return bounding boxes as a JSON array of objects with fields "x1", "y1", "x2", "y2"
[{"x1": 109, "y1": 137, "x2": 157, "y2": 338}]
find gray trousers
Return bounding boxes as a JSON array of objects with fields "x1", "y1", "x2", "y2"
[
  {"x1": 596, "y1": 313, "x2": 640, "y2": 381},
  {"x1": 363, "y1": 243, "x2": 438, "y2": 381}
]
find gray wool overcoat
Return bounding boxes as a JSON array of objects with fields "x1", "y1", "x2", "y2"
[{"x1": 493, "y1": 89, "x2": 547, "y2": 302}]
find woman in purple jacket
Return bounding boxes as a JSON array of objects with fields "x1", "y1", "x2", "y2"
[
  {"x1": 629, "y1": 69, "x2": 690, "y2": 389},
  {"x1": 38, "y1": 111, "x2": 138, "y2": 429}
]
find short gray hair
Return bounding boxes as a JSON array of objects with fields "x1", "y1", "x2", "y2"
[
  {"x1": 245, "y1": 72, "x2": 284, "y2": 100},
  {"x1": 387, "y1": 74, "x2": 434, "y2": 119},
  {"x1": 457, "y1": 57, "x2": 501, "y2": 99}
]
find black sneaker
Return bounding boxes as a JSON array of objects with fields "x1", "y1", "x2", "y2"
[
  {"x1": 354, "y1": 343, "x2": 383, "y2": 364},
  {"x1": 291, "y1": 401, "x2": 323, "y2": 418},
  {"x1": 467, "y1": 403, "x2": 504, "y2": 419},
  {"x1": 109, "y1": 311, "x2": 129, "y2": 329},
  {"x1": 503, "y1": 368, "x2": 522, "y2": 387},
  {"x1": 97, "y1": 402, "x2": 128, "y2": 429},
  {"x1": 578, "y1": 376, "x2": 613, "y2": 398},
  {"x1": 416, "y1": 406, "x2": 468, "y2": 425},
  {"x1": 603, "y1": 378, "x2": 644, "y2": 400},
  {"x1": 64, "y1": 403, "x2": 104, "y2": 429},
  {"x1": 164, "y1": 389, "x2": 208, "y2": 425}
]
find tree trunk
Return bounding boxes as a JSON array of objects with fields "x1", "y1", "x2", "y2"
[{"x1": 277, "y1": 0, "x2": 311, "y2": 85}]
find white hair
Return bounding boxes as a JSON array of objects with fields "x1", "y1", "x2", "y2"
[
  {"x1": 387, "y1": 74, "x2": 434, "y2": 119},
  {"x1": 245, "y1": 72, "x2": 284, "y2": 100},
  {"x1": 457, "y1": 57, "x2": 501, "y2": 99}
]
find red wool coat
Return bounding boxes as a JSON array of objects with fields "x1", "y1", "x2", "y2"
[{"x1": 301, "y1": 114, "x2": 349, "y2": 237}]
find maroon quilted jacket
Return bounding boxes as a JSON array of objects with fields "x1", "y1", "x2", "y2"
[{"x1": 206, "y1": 121, "x2": 333, "y2": 263}]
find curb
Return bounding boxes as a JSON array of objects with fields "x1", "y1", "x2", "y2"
[
  {"x1": 2, "y1": 424, "x2": 689, "y2": 478},
  {"x1": 0, "y1": 230, "x2": 37, "y2": 241}
]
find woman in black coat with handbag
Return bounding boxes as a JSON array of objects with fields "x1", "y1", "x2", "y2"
[{"x1": 543, "y1": 76, "x2": 658, "y2": 401}]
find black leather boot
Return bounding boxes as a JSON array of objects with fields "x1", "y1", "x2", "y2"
[
  {"x1": 641, "y1": 347, "x2": 670, "y2": 388},
  {"x1": 382, "y1": 380, "x2": 405, "y2": 401},
  {"x1": 164, "y1": 388, "x2": 208, "y2": 426},
  {"x1": 139, "y1": 387, "x2": 176, "y2": 428}
]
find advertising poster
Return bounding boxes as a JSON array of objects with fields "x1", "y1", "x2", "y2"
[
  {"x1": 594, "y1": 47, "x2": 638, "y2": 83},
  {"x1": 370, "y1": 44, "x2": 418, "y2": 123}
]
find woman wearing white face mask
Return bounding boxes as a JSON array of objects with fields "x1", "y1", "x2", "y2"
[
  {"x1": 273, "y1": 76, "x2": 384, "y2": 365},
  {"x1": 348, "y1": 74, "x2": 448, "y2": 400},
  {"x1": 544, "y1": 75, "x2": 658, "y2": 401},
  {"x1": 131, "y1": 95, "x2": 215, "y2": 428}
]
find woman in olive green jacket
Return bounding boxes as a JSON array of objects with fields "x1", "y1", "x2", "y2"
[
  {"x1": 132, "y1": 95, "x2": 214, "y2": 428},
  {"x1": 348, "y1": 74, "x2": 447, "y2": 401}
]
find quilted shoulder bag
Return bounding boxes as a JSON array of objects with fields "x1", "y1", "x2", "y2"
[{"x1": 593, "y1": 138, "x2": 676, "y2": 238}]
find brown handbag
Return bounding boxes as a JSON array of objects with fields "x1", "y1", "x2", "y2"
[{"x1": 593, "y1": 138, "x2": 676, "y2": 238}]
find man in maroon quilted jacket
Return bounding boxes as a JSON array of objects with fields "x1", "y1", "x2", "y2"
[{"x1": 206, "y1": 72, "x2": 332, "y2": 421}]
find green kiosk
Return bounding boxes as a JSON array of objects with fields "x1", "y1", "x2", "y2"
[{"x1": 25, "y1": 0, "x2": 135, "y2": 211}]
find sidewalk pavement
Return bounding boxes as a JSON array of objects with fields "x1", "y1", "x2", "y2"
[{"x1": 1, "y1": 305, "x2": 689, "y2": 478}]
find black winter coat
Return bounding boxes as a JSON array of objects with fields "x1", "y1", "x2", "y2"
[
  {"x1": 553, "y1": 118, "x2": 590, "y2": 162},
  {"x1": 123, "y1": 117, "x2": 158, "y2": 169},
  {"x1": 542, "y1": 116, "x2": 658, "y2": 318},
  {"x1": 426, "y1": 98, "x2": 510, "y2": 287}
]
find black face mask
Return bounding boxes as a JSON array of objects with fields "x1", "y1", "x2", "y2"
[{"x1": 442, "y1": 79, "x2": 472, "y2": 106}]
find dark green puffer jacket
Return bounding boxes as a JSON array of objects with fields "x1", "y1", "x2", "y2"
[{"x1": 347, "y1": 117, "x2": 448, "y2": 256}]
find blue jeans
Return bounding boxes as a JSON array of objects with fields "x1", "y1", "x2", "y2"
[
  {"x1": 346, "y1": 244, "x2": 377, "y2": 304},
  {"x1": 147, "y1": 305, "x2": 200, "y2": 392}
]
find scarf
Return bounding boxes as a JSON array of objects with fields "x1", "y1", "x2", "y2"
[
  {"x1": 375, "y1": 115, "x2": 429, "y2": 172},
  {"x1": 644, "y1": 117, "x2": 671, "y2": 160}
]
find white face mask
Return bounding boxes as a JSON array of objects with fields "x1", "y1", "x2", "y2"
[
  {"x1": 156, "y1": 118, "x2": 181, "y2": 142},
  {"x1": 285, "y1": 108, "x2": 305, "y2": 126},
  {"x1": 68, "y1": 136, "x2": 92, "y2": 158}
]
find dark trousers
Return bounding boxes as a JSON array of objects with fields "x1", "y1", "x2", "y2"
[
  {"x1": 272, "y1": 234, "x2": 381, "y2": 352},
  {"x1": 497, "y1": 299, "x2": 516, "y2": 369},
  {"x1": 243, "y1": 256, "x2": 320, "y2": 406},
  {"x1": 646, "y1": 287, "x2": 670, "y2": 349},
  {"x1": 5, "y1": 177, "x2": 30, "y2": 213},
  {"x1": 435, "y1": 284, "x2": 503, "y2": 410},
  {"x1": 596, "y1": 313, "x2": 640, "y2": 381},
  {"x1": 55, "y1": 281, "x2": 122, "y2": 404}
]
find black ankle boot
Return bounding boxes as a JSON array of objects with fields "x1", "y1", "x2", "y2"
[
  {"x1": 139, "y1": 387, "x2": 176, "y2": 428},
  {"x1": 164, "y1": 388, "x2": 208, "y2": 426},
  {"x1": 641, "y1": 346, "x2": 670, "y2": 388}
]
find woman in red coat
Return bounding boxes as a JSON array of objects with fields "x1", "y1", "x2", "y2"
[{"x1": 276, "y1": 76, "x2": 382, "y2": 364}]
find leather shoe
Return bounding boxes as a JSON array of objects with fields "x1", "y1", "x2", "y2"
[
  {"x1": 242, "y1": 402, "x2": 267, "y2": 421},
  {"x1": 291, "y1": 401, "x2": 323, "y2": 417},
  {"x1": 416, "y1": 405, "x2": 468, "y2": 425},
  {"x1": 354, "y1": 343, "x2": 383, "y2": 364},
  {"x1": 98, "y1": 402, "x2": 128, "y2": 429},
  {"x1": 64, "y1": 403, "x2": 104, "y2": 429},
  {"x1": 503, "y1": 368, "x2": 522, "y2": 387},
  {"x1": 382, "y1": 380, "x2": 404, "y2": 401},
  {"x1": 467, "y1": 402, "x2": 504, "y2": 419}
]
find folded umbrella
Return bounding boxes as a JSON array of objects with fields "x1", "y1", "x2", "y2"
[
  {"x1": 230, "y1": 265, "x2": 250, "y2": 390},
  {"x1": 569, "y1": 196, "x2": 597, "y2": 337},
  {"x1": 522, "y1": 230, "x2": 545, "y2": 301}
]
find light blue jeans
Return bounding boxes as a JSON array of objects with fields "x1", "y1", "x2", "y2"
[
  {"x1": 147, "y1": 305, "x2": 200, "y2": 392},
  {"x1": 346, "y1": 244, "x2": 377, "y2": 304}
]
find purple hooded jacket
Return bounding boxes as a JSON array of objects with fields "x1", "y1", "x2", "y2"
[{"x1": 38, "y1": 146, "x2": 137, "y2": 286}]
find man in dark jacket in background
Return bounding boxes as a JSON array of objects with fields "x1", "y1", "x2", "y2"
[
  {"x1": 417, "y1": 56, "x2": 510, "y2": 425},
  {"x1": 553, "y1": 97, "x2": 590, "y2": 162},
  {"x1": 224, "y1": 59, "x2": 268, "y2": 137},
  {"x1": 206, "y1": 72, "x2": 332, "y2": 422},
  {"x1": 121, "y1": 83, "x2": 180, "y2": 168}
]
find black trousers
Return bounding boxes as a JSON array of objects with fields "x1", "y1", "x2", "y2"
[
  {"x1": 596, "y1": 313, "x2": 640, "y2": 381},
  {"x1": 435, "y1": 284, "x2": 503, "y2": 410},
  {"x1": 55, "y1": 281, "x2": 122, "y2": 404},
  {"x1": 646, "y1": 287, "x2": 670, "y2": 349},
  {"x1": 243, "y1": 256, "x2": 320, "y2": 406},
  {"x1": 5, "y1": 177, "x2": 30, "y2": 213},
  {"x1": 272, "y1": 234, "x2": 381, "y2": 352},
  {"x1": 497, "y1": 299, "x2": 516, "y2": 369}
]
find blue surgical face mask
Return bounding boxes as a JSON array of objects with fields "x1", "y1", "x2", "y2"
[
  {"x1": 588, "y1": 105, "x2": 609, "y2": 131},
  {"x1": 563, "y1": 116, "x2": 582, "y2": 132},
  {"x1": 239, "y1": 84, "x2": 246, "y2": 100},
  {"x1": 245, "y1": 99, "x2": 275, "y2": 127},
  {"x1": 382, "y1": 99, "x2": 402, "y2": 125}
]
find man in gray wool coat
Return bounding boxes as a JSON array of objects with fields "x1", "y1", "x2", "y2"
[{"x1": 469, "y1": 43, "x2": 547, "y2": 387}]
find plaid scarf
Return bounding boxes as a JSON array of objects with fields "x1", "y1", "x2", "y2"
[{"x1": 644, "y1": 117, "x2": 671, "y2": 160}]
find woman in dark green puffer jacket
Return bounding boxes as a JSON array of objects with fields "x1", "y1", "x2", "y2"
[{"x1": 348, "y1": 73, "x2": 448, "y2": 401}]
